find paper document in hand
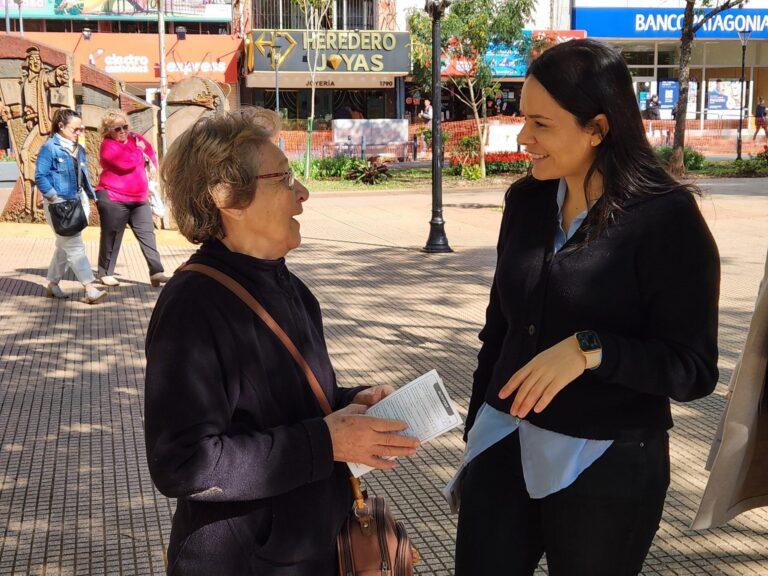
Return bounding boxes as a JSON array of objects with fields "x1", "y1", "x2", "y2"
[{"x1": 348, "y1": 370, "x2": 463, "y2": 477}]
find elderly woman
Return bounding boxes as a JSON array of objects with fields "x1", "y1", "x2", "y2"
[
  {"x1": 144, "y1": 108, "x2": 420, "y2": 576},
  {"x1": 35, "y1": 108, "x2": 106, "y2": 304},
  {"x1": 95, "y1": 110, "x2": 169, "y2": 287}
]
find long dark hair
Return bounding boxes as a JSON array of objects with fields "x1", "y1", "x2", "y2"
[
  {"x1": 526, "y1": 39, "x2": 699, "y2": 236},
  {"x1": 50, "y1": 108, "x2": 80, "y2": 135}
]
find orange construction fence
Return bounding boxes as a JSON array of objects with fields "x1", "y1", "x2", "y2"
[{"x1": 279, "y1": 116, "x2": 768, "y2": 160}]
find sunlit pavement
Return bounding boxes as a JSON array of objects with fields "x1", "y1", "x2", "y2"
[{"x1": 0, "y1": 179, "x2": 767, "y2": 575}]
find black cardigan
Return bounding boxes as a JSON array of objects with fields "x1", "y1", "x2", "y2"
[
  {"x1": 145, "y1": 240, "x2": 364, "y2": 575},
  {"x1": 466, "y1": 177, "x2": 721, "y2": 441}
]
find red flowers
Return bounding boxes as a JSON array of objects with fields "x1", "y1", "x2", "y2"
[
  {"x1": 485, "y1": 152, "x2": 531, "y2": 163},
  {"x1": 450, "y1": 152, "x2": 530, "y2": 165}
]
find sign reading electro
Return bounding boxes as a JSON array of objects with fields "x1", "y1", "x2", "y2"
[{"x1": 573, "y1": 7, "x2": 768, "y2": 39}]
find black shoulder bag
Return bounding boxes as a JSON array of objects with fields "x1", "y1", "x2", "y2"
[{"x1": 47, "y1": 150, "x2": 88, "y2": 237}]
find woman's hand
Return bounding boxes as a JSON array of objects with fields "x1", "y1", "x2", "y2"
[
  {"x1": 498, "y1": 336, "x2": 586, "y2": 419},
  {"x1": 351, "y1": 385, "x2": 395, "y2": 407},
  {"x1": 324, "y1": 404, "x2": 420, "y2": 470}
]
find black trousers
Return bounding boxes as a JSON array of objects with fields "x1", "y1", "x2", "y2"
[
  {"x1": 455, "y1": 430, "x2": 670, "y2": 576},
  {"x1": 96, "y1": 190, "x2": 164, "y2": 278}
]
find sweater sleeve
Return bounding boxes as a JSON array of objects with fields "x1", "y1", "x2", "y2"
[
  {"x1": 134, "y1": 133, "x2": 158, "y2": 167},
  {"x1": 592, "y1": 194, "x2": 721, "y2": 402},
  {"x1": 100, "y1": 138, "x2": 144, "y2": 173},
  {"x1": 465, "y1": 189, "x2": 515, "y2": 437},
  {"x1": 34, "y1": 142, "x2": 56, "y2": 196},
  {"x1": 145, "y1": 289, "x2": 335, "y2": 502}
]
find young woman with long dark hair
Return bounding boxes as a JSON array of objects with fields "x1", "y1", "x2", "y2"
[{"x1": 454, "y1": 39, "x2": 720, "y2": 576}]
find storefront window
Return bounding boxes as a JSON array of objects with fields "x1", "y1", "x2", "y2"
[
  {"x1": 628, "y1": 67, "x2": 655, "y2": 78},
  {"x1": 703, "y1": 42, "x2": 744, "y2": 66},
  {"x1": 336, "y1": 0, "x2": 375, "y2": 30},
  {"x1": 657, "y1": 68, "x2": 679, "y2": 80},
  {"x1": 255, "y1": 0, "x2": 310, "y2": 29},
  {"x1": 658, "y1": 44, "x2": 680, "y2": 66},
  {"x1": 617, "y1": 44, "x2": 655, "y2": 66}
]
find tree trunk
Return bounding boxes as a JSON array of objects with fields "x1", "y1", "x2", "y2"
[
  {"x1": 467, "y1": 79, "x2": 487, "y2": 178},
  {"x1": 305, "y1": 86, "x2": 315, "y2": 179},
  {"x1": 671, "y1": 0, "x2": 696, "y2": 176},
  {"x1": 305, "y1": 11, "x2": 317, "y2": 179}
]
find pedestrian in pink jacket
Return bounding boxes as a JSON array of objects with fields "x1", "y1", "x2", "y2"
[{"x1": 95, "y1": 110, "x2": 169, "y2": 288}]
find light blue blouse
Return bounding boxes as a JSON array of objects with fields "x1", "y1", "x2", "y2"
[{"x1": 465, "y1": 179, "x2": 613, "y2": 499}]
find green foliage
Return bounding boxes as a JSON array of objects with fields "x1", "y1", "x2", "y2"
[
  {"x1": 407, "y1": 0, "x2": 534, "y2": 98},
  {"x1": 417, "y1": 127, "x2": 451, "y2": 150},
  {"x1": 345, "y1": 160, "x2": 390, "y2": 185},
  {"x1": 486, "y1": 160, "x2": 529, "y2": 174},
  {"x1": 461, "y1": 164, "x2": 483, "y2": 180},
  {"x1": 457, "y1": 135, "x2": 480, "y2": 155},
  {"x1": 655, "y1": 146, "x2": 706, "y2": 171},
  {"x1": 702, "y1": 159, "x2": 768, "y2": 177},
  {"x1": 312, "y1": 156, "x2": 363, "y2": 179},
  {"x1": 290, "y1": 159, "x2": 307, "y2": 178}
]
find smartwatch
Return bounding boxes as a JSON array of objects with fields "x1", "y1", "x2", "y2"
[{"x1": 575, "y1": 330, "x2": 602, "y2": 370}]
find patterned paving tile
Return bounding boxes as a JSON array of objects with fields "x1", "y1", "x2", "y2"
[{"x1": 0, "y1": 182, "x2": 766, "y2": 575}]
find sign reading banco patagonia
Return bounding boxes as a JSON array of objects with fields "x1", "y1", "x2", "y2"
[
  {"x1": 246, "y1": 30, "x2": 412, "y2": 75},
  {"x1": 574, "y1": 7, "x2": 768, "y2": 39}
]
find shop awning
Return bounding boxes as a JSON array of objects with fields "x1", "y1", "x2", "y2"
[
  {"x1": 246, "y1": 71, "x2": 397, "y2": 89},
  {"x1": 25, "y1": 32, "x2": 242, "y2": 84}
]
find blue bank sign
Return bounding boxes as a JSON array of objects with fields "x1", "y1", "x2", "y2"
[{"x1": 573, "y1": 8, "x2": 768, "y2": 39}]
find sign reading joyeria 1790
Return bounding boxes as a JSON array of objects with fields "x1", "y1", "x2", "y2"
[{"x1": 245, "y1": 30, "x2": 412, "y2": 75}]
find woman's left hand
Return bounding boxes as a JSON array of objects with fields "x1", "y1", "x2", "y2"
[
  {"x1": 352, "y1": 385, "x2": 396, "y2": 407},
  {"x1": 499, "y1": 336, "x2": 586, "y2": 418}
]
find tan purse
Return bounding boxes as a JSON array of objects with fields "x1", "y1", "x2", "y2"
[{"x1": 180, "y1": 263, "x2": 419, "y2": 576}]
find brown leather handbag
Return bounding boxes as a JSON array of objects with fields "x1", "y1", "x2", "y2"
[{"x1": 180, "y1": 263, "x2": 419, "y2": 576}]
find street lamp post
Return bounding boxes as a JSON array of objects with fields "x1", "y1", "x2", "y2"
[
  {"x1": 423, "y1": 0, "x2": 452, "y2": 254},
  {"x1": 14, "y1": 0, "x2": 22, "y2": 36},
  {"x1": 157, "y1": 0, "x2": 167, "y2": 155},
  {"x1": 271, "y1": 33, "x2": 285, "y2": 150},
  {"x1": 737, "y1": 27, "x2": 751, "y2": 161}
]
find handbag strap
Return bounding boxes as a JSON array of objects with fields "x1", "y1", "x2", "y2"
[{"x1": 178, "y1": 262, "x2": 333, "y2": 416}]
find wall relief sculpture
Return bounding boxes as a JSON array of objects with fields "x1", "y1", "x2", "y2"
[{"x1": 0, "y1": 37, "x2": 73, "y2": 221}]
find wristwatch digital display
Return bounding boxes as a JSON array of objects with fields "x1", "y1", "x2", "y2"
[{"x1": 575, "y1": 330, "x2": 602, "y2": 370}]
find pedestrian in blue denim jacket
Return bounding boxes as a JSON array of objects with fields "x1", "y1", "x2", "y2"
[{"x1": 35, "y1": 108, "x2": 106, "y2": 304}]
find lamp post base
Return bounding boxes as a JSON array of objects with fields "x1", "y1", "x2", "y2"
[{"x1": 423, "y1": 219, "x2": 453, "y2": 253}]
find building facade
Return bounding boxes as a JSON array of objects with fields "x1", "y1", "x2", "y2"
[
  {"x1": 573, "y1": 0, "x2": 768, "y2": 121},
  {"x1": 1, "y1": 0, "x2": 240, "y2": 108},
  {"x1": 243, "y1": 0, "x2": 410, "y2": 127}
]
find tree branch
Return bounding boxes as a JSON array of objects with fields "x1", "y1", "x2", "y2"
[{"x1": 692, "y1": 0, "x2": 745, "y2": 33}]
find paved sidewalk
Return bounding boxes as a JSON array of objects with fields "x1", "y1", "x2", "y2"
[{"x1": 0, "y1": 181, "x2": 767, "y2": 575}]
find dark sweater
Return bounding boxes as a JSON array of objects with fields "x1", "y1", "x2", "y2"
[
  {"x1": 145, "y1": 240, "x2": 365, "y2": 576},
  {"x1": 466, "y1": 177, "x2": 721, "y2": 441}
]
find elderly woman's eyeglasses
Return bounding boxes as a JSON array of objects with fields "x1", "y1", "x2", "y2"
[
  {"x1": 112, "y1": 125, "x2": 130, "y2": 133},
  {"x1": 254, "y1": 169, "x2": 295, "y2": 190}
]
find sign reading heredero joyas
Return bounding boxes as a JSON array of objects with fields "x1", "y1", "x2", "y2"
[{"x1": 245, "y1": 29, "x2": 411, "y2": 75}]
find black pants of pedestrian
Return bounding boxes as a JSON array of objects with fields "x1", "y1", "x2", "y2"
[
  {"x1": 96, "y1": 189, "x2": 164, "y2": 278},
  {"x1": 455, "y1": 429, "x2": 670, "y2": 576}
]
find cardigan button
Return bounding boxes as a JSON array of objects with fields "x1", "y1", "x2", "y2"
[{"x1": 527, "y1": 324, "x2": 536, "y2": 336}]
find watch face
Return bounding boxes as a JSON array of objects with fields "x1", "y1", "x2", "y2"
[{"x1": 577, "y1": 331, "x2": 601, "y2": 352}]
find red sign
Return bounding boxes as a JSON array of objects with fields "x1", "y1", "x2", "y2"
[{"x1": 25, "y1": 32, "x2": 242, "y2": 84}]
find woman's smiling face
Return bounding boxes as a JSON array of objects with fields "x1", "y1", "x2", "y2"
[{"x1": 517, "y1": 76, "x2": 602, "y2": 182}]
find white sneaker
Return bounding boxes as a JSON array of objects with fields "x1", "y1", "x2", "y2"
[
  {"x1": 150, "y1": 272, "x2": 171, "y2": 287},
  {"x1": 99, "y1": 276, "x2": 120, "y2": 287},
  {"x1": 45, "y1": 282, "x2": 68, "y2": 299},
  {"x1": 84, "y1": 285, "x2": 107, "y2": 305}
]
